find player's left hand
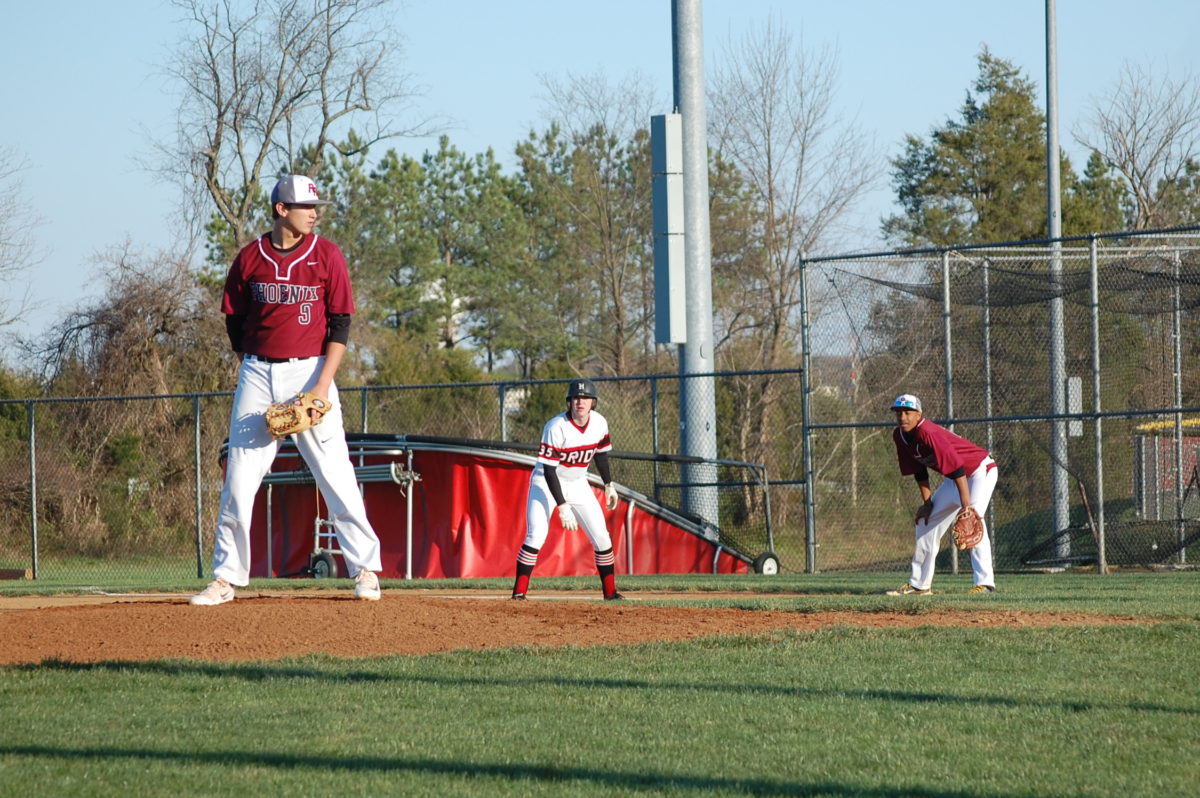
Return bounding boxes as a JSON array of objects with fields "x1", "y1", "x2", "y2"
[
  {"x1": 306, "y1": 390, "x2": 331, "y2": 423},
  {"x1": 604, "y1": 482, "x2": 618, "y2": 510}
]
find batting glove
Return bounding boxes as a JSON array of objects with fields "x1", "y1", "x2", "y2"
[
  {"x1": 558, "y1": 504, "x2": 578, "y2": 531},
  {"x1": 604, "y1": 482, "x2": 618, "y2": 510}
]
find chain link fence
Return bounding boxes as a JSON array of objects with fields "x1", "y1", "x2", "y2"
[
  {"x1": 802, "y1": 228, "x2": 1200, "y2": 573},
  {"x1": 0, "y1": 372, "x2": 791, "y2": 583},
  {"x1": 4, "y1": 229, "x2": 1200, "y2": 584}
]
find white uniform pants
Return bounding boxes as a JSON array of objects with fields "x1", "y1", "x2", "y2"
[
  {"x1": 523, "y1": 476, "x2": 612, "y2": 552},
  {"x1": 211, "y1": 356, "x2": 382, "y2": 585},
  {"x1": 909, "y1": 459, "x2": 997, "y2": 590}
]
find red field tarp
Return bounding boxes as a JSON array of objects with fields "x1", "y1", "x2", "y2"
[{"x1": 250, "y1": 445, "x2": 748, "y2": 579}]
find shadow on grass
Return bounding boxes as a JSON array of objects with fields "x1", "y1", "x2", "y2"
[
  {"x1": 21, "y1": 658, "x2": 1197, "y2": 717},
  {"x1": 0, "y1": 743, "x2": 1058, "y2": 797}
]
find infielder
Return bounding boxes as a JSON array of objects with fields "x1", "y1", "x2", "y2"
[
  {"x1": 886, "y1": 394, "x2": 998, "y2": 595},
  {"x1": 512, "y1": 379, "x2": 623, "y2": 601},
  {"x1": 191, "y1": 174, "x2": 383, "y2": 606}
]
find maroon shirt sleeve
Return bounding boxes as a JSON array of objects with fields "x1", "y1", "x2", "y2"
[{"x1": 320, "y1": 238, "x2": 356, "y2": 315}]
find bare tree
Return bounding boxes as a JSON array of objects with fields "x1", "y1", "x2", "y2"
[
  {"x1": 1075, "y1": 61, "x2": 1200, "y2": 229},
  {"x1": 707, "y1": 17, "x2": 878, "y2": 477},
  {"x1": 0, "y1": 146, "x2": 40, "y2": 328},
  {"x1": 708, "y1": 17, "x2": 878, "y2": 366},
  {"x1": 160, "y1": 0, "x2": 433, "y2": 248}
]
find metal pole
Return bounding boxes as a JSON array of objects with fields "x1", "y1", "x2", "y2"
[
  {"x1": 1089, "y1": 236, "x2": 1106, "y2": 572},
  {"x1": 406, "y1": 449, "x2": 415, "y2": 580},
  {"x1": 942, "y1": 250, "x2": 954, "y2": 425},
  {"x1": 194, "y1": 396, "x2": 205, "y2": 578},
  {"x1": 651, "y1": 377, "x2": 662, "y2": 506},
  {"x1": 27, "y1": 401, "x2": 38, "y2": 580},
  {"x1": 799, "y1": 253, "x2": 817, "y2": 573},
  {"x1": 1046, "y1": 0, "x2": 1071, "y2": 556},
  {"x1": 982, "y1": 259, "x2": 996, "y2": 536},
  {"x1": 1173, "y1": 250, "x2": 1185, "y2": 563},
  {"x1": 942, "y1": 250, "x2": 958, "y2": 575},
  {"x1": 672, "y1": 0, "x2": 719, "y2": 527},
  {"x1": 499, "y1": 384, "x2": 508, "y2": 442}
]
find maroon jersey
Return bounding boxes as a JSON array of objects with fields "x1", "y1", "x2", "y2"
[
  {"x1": 222, "y1": 233, "x2": 355, "y2": 358},
  {"x1": 893, "y1": 418, "x2": 989, "y2": 479}
]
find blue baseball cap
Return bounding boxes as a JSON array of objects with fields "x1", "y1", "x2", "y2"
[{"x1": 890, "y1": 394, "x2": 923, "y2": 412}]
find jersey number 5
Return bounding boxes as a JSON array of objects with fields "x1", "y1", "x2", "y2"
[{"x1": 298, "y1": 303, "x2": 312, "y2": 325}]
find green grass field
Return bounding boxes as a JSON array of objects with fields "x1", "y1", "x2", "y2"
[{"x1": 2, "y1": 572, "x2": 1198, "y2": 797}]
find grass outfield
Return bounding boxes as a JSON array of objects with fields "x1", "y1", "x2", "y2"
[{"x1": 1, "y1": 573, "x2": 1198, "y2": 797}]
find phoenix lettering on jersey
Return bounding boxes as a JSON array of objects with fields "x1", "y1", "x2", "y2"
[{"x1": 250, "y1": 282, "x2": 321, "y2": 305}]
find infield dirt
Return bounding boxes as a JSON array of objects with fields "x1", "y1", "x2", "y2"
[{"x1": 0, "y1": 590, "x2": 1149, "y2": 665}]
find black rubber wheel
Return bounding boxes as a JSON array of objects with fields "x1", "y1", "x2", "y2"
[
  {"x1": 752, "y1": 552, "x2": 780, "y2": 575},
  {"x1": 310, "y1": 550, "x2": 339, "y2": 579}
]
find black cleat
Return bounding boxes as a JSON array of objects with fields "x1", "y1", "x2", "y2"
[
  {"x1": 511, "y1": 593, "x2": 526, "y2": 600},
  {"x1": 603, "y1": 592, "x2": 625, "y2": 601}
]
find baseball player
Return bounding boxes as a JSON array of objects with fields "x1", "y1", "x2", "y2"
[
  {"x1": 512, "y1": 379, "x2": 623, "y2": 601},
  {"x1": 191, "y1": 174, "x2": 383, "y2": 606},
  {"x1": 886, "y1": 393, "x2": 998, "y2": 595}
]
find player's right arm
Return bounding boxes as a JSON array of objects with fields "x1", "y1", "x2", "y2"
[{"x1": 914, "y1": 472, "x2": 933, "y2": 523}]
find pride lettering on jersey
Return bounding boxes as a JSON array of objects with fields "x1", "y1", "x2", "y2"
[
  {"x1": 249, "y1": 282, "x2": 321, "y2": 304},
  {"x1": 538, "y1": 440, "x2": 610, "y2": 468}
]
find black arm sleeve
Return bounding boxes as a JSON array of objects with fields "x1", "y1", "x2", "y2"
[
  {"x1": 543, "y1": 465, "x2": 568, "y2": 507},
  {"x1": 913, "y1": 466, "x2": 930, "y2": 484},
  {"x1": 945, "y1": 466, "x2": 967, "y2": 479},
  {"x1": 326, "y1": 313, "x2": 351, "y2": 346},
  {"x1": 594, "y1": 451, "x2": 613, "y2": 484},
  {"x1": 225, "y1": 315, "x2": 245, "y2": 352}
]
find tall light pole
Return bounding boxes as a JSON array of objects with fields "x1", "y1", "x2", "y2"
[
  {"x1": 1046, "y1": 0, "x2": 1070, "y2": 554},
  {"x1": 672, "y1": 0, "x2": 719, "y2": 526}
]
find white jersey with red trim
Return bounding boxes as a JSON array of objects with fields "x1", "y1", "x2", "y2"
[{"x1": 533, "y1": 410, "x2": 612, "y2": 484}]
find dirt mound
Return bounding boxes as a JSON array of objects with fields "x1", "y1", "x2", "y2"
[{"x1": 0, "y1": 590, "x2": 1146, "y2": 665}]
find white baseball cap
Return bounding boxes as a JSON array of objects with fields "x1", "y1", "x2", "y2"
[
  {"x1": 890, "y1": 394, "x2": 923, "y2": 412},
  {"x1": 270, "y1": 174, "x2": 333, "y2": 206}
]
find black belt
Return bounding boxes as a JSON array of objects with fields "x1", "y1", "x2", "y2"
[{"x1": 247, "y1": 354, "x2": 306, "y2": 363}]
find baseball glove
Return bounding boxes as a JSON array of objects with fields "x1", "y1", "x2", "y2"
[
  {"x1": 952, "y1": 507, "x2": 985, "y2": 551},
  {"x1": 264, "y1": 392, "x2": 332, "y2": 439}
]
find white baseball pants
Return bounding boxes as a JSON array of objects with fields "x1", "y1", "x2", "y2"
[
  {"x1": 908, "y1": 459, "x2": 997, "y2": 590},
  {"x1": 211, "y1": 356, "x2": 382, "y2": 585},
  {"x1": 523, "y1": 476, "x2": 612, "y2": 552}
]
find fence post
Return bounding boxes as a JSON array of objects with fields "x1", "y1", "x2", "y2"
[
  {"x1": 499, "y1": 384, "x2": 508, "y2": 442},
  {"x1": 193, "y1": 395, "x2": 204, "y2": 579},
  {"x1": 27, "y1": 401, "x2": 38, "y2": 580},
  {"x1": 1089, "y1": 236, "x2": 1106, "y2": 572},
  {"x1": 982, "y1": 258, "x2": 996, "y2": 537},
  {"x1": 942, "y1": 250, "x2": 959, "y2": 575},
  {"x1": 941, "y1": 250, "x2": 955, "y2": 423},
  {"x1": 799, "y1": 253, "x2": 817, "y2": 573},
  {"x1": 1172, "y1": 250, "x2": 1185, "y2": 564},
  {"x1": 651, "y1": 377, "x2": 662, "y2": 506}
]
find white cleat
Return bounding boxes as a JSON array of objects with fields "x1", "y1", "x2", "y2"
[
  {"x1": 354, "y1": 569, "x2": 381, "y2": 601},
  {"x1": 190, "y1": 578, "x2": 235, "y2": 606}
]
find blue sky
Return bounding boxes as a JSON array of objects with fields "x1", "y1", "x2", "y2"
[{"x1": 2, "y1": 1, "x2": 1196, "y2": 346}]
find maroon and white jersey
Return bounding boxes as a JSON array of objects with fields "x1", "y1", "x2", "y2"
[
  {"x1": 533, "y1": 411, "x2": 612, "y2": 484},
  {"x1": 893, "y1": 418, "x2": 989, "y2": 479},
  {"x1": 222, "y1": 233, "x2": 355, "y2": 359}
]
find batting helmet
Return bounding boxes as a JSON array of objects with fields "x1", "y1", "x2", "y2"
[{"x1": 566, "y1": 379, "x2": 599, "y2": 401}]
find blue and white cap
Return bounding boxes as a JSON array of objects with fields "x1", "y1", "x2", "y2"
[{"x1": 890, "y1": 394, "x2": 923, "y2": 413}]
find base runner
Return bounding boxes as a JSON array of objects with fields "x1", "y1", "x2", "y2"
[{"x1": 512, "y1": 379, "x2": 623, "y2": 601}]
